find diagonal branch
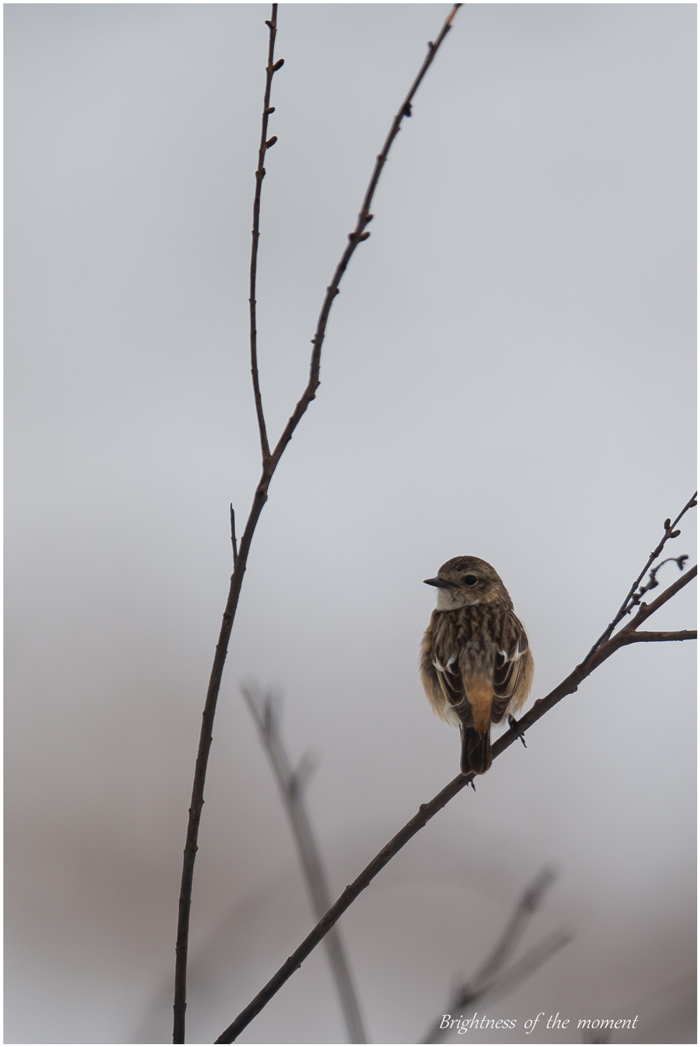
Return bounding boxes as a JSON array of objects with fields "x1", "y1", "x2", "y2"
[
  {"x1": 242, "y1": 685, "x2": 368, "y2": 1043},
  {"x1": 582, "y1": 491, "x2": 696, "y2": 665},
  {"x1": 214, "y1": 518, "x2": 696, "y2": 1044},
  {"x1": 581, "y1": 566, "x2": 698, "y2": 671},
  {"x1": 173, "y1": 7, "x2": 462, "y2": 1041},
  {"x1": 266, "y1": 4, "x2": 462, "y2": 474},
  {"x1": 623, "y1": 564, "x2": 696, "y2": 631}
]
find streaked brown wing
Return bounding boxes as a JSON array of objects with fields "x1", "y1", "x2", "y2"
[
  {"x1": 491, "y1": 625, "x2": 529, "y2": 723},
  {"x1": 435, "y1": 662, "x2": 473, "y2": 726}
]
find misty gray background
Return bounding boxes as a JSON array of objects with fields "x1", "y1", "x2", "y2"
[{"x1": 5, "y1": 3, "x2": 696, "y2": 1044}]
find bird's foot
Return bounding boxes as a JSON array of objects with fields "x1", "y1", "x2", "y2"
[{"x1": 508, "y1": 714, "x2": 527, "y2": 747}]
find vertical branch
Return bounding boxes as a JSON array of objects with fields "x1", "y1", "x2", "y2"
[
  {"x1": 243, "y1": 685, "x2": 367, "y2": 1042},
  {"x1": 249, "y1": 5, "x2": 281, "y2": 463},
  {"x1": 174, "y1": 7, "x2": 462, "y2": 1042},
  {"x1": 229, "y1": 504, "x2": 238, "y2": 569},
  {"x1": 173, "y1": 11, "x2": 280, "y2": 1038}
]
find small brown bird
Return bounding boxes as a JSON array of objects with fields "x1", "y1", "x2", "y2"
[{"x1": 420, "y1": 556, "x2": 534, "y2": 775}]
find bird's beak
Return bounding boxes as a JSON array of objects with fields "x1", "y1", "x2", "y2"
[{"x1": 424, "y1": 577, "x2": 451, "y2": 588}]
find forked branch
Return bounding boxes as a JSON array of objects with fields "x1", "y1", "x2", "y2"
[
  {"x1": 173, "y1": 6, "x2": 462, "y2": 1041},
  {"x1": 582, "y1": 491, "x2": 696, "y2": 665},
  {"x1": 215, "y1": 497, "x2": 695, "y2": 1043},
  {"x1": 423, "y1": 867, "x2": 572, "y2": 1043}
]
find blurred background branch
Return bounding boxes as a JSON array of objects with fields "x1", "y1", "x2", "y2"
[
  {"x1": 422, "y1": 867, "x2": 572, "y2": 1043},
  {"x1": 242, "y1": 683, "x2": 368, "y2": 1043}
]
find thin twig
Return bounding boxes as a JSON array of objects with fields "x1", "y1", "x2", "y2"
[
  {"x1": 229, "y1": 505, "x2": 238, "y2": 570},
  {"x1": 582, "y1": 567, "x2": 697, "y2": 672},
  {"x1": 173, "y1": 7, "x2": 462, "y2": 1041},
  {"x1": 243, "y1": 685, "x2": 367, "y2": 1043},
  {"x1": 265, "y1": 4, "x2": 462, "y2": 477},
  {"x1": 423, "y1": 867, "x2": 571, "y2": 1043},
  {"x1": 582, "y1": 491, "x2": 697, "y2": 666},
  {"x1": 623, "y1": 566, "x2": 696, "y2": 630},
  {"x1": 215, "y1": 544, "x2": 695, "y2": 1042},
  {"x1": 248, "y1": 5, "x2": 280, "y2": 463},
  {"x1": 613, "y1": 629, "x2": 696, "y2": 646}
]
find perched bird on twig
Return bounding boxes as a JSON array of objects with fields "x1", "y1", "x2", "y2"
[{"x1": 420, "y1": 556, "x2": 534, "y2": 774}]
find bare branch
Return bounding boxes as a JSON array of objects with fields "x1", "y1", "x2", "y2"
[
  {"x1": 623, "y1": 564, "x2": 697, "y2": 632},
  {"x1": 229, "y1": 505, "x2": 238, "y2": 570},
  {"x1": 576, "y1": 567, "x2": 698, "y2": 675},
  {"x1": 248, "y1": 4, "x2": 280, "y2": 463},
  {"x1": 470, "y1": 866, "x2": 557, "y2": 989},
  {"x1": 173, "y1": 8, "x2": 463, "y2": 1040},
  {"x1": 614, "y1": 629, "x2": 696, "y2": 646},
  {"x1": 215, "y1": 520, "x2": 696, "y2": 1044},
  {"x1": 423, "y1": 931, "x2": 573, "y2": 1043},
  {"x1": 242, "y1": 685, "x2": 367, "y2": 1043},
  {"x1": 582, "y1": 491, "x2": 696, "y2": 665},
  {"x1": 470, "y1": 931, "x2": 573, "y2": 1009},
  {"x1": 422, "y1": 867, "x2": 570, "y2": 1043},
  {"x1": 266, "y1": 4, "x2": 463, "y2": 474},
  {"x1": 633, "y1": 555, "x2": 689, "y2": 601}
]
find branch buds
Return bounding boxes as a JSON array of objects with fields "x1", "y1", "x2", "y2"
[
  {"x1": 265, "y1": 106, "x2": 275, "y2": 115},
  {"x1": 403, "y1": 102, "x2": 413, "y2": 118},
  {"x1": 265, "y1": 136, "x2": 278, "y2": 149},
  {"x1": 271, "y1": 58, "x2": 285, "y2": 72}
]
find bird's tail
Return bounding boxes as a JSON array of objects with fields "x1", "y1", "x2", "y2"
[{"x1": 461, "y1": 726, "x2": 492, "y2": 775}]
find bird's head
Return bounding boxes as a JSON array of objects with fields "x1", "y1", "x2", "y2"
[{"x1": 424, "y1": 555, "x2": 512, "y2": 611}]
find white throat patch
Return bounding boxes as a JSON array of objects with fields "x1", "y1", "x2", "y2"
[{"x1": 436, "y1": 587, "x2": 475, "y2": 610}]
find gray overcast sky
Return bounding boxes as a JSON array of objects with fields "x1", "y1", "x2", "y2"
[{"x1": 5, "y1": 3, "x2": 696, "y2": 1044}]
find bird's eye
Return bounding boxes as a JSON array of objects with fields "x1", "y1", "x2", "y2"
[{"x1": 464, "y1": 575, "x2": 477, "y2": 586}]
